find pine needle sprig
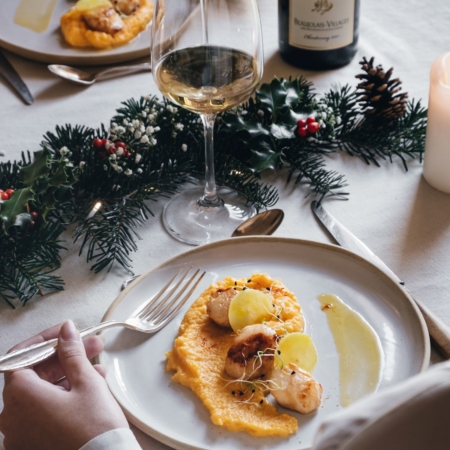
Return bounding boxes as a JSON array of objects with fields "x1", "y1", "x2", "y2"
[{"x1": 0, "y1": 220, "x2": 65, "y2": 307}]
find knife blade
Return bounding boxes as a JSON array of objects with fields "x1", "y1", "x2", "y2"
[
  {"x1": 311, "y1": 200, "x2": 450, "y2": 360},
  {"x1": 0, "y1": 50, "x2": 33, "y2": 105}
]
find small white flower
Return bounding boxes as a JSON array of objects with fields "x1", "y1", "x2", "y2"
[
  {"x1": 103, "y1": 165, "x2": 108, "y2": 170},
  {"x1": 141, "y1": 112, "x2": 147, "y2": 118},
  {"x1": 117, "y1": 126, "x2": 126, "y2": 134},
  {"x1": 59, "y1": 146, "x2": 69, "y2": 155},
  {"x1": 327, "y1": 107, "x2": 333, "y2": 113},
  {"x1": 135, "y1": 153, "x2": 142, "y2": 163},
  {"x1": 154, "y1": 126, "x2": 160, "y2": 132},
  {"x1": 140, "y1": 125, "x2": 146, "y2": 133},
  {"x1": 132, "y1": 119, "x2": 140, "y2": 128},
  {"x1": 149, "y1": 114, "x2": 156, "y2": 121},
  {"x1": 125, "y1": 169, "x2": 133, "y2": 176},
  {"x1": 152, "y1": 138, "x2": 157, "y2": 145},
  {"x1": 257, "y1": 110, "x2": 264, "y2": 117},
  {"x1": 146, "y1": 126, "x2": 154, "y2": 135},
  {"x1": 63, "y1": 158, "x2": 69, "y2": 163},
  {"x1": 241, "y1": 110, "x2": 248, "y2": 115},
  {"x1": 111, "y1": 122, "x2": 117, "y2": 129},
  {"x1": 134, "y1": 131, "x2": 142, "y2": 139},
  {"x1": 109, "y1": 135, "x2": 117, "y2": 141},
  {"x1": 318, "y1": 119, "x2": 324, "y2": 126},
  {"x1": 321, "y1": 112, "x2": 327, "y2": 120},
  {"x1": 336, "y1": 116, "x2": 342, "y2": 125},
  {"x1": 79, "y1": 161, "x2": 86, "y2": 169},
  {"x1": 140, "y1": 135, "x2": 149, "y2": 144},
  {"x1": 116, "y1": 166, "x2": 123, "y2": 173},
  {"x1": 144, "y1": 95, "x2": 151, "y2": 102},
  {"x1": 181, "y1": 144, "x2": 188, "y2": 152},
  {"x1": 122, "y1": 118, "x2": 129, "y2": 126},
  {"x1": 175, "y1": 123, "x2": 184, "y2": 131},
  {"x1": 116, "y1": 147, "x2": 124, "y2": 156},
  {"x1": 109, "y1": 154, "x2": 117, "y2": 160},
  {"x1": 104, "y1": 141, "x2": 112, "y2": 150},
  {"x1": 66, "y1": 162, "x2": 74, "y2": 167},
  {"x1": 111, "y1": 164, "x2": 119, "y2": 171},
  {"x1": 137, "y1": 168, "x2": 143, "y2": 174}
]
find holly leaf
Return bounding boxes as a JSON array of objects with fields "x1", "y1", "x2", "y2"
[
  {"x1": 20, "y1": 147, "x2": 51, "y2": 187},
  {"x1": 256, "y1": 77, "x2": 315, "y2": 122},
  {"x1": 221, "y1": 115, "x2": 270, "y2": 140},
  {"x1": 0, "y1": 187, "x2": 34, "y2": 230},
  {"x1": 249, "y1": 144, "x2": 284, "y2": 172},
  {"x1": 270, "y1": 123, "x2": 295, "y2": 140},
  {"x1": 48, "y1": 161, "x2": 69, "y2": 186}
]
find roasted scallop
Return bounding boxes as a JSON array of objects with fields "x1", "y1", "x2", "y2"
[
  {"x1": 83, "y1": 5, "x2": 124, "y2": 34},
  {"x1": 207, "y1": 288, "x2": 236, "y2": 328},
  {"x1": 270, "y1": 363, "x2": 322, "y2": 414},
  {"x1": 225, "y1": 324, "x2": 277, "y2": 380}
]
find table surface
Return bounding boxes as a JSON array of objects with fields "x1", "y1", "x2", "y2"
[{"x1": 1, "y1": 0, "x2": 450, "y2": 449}]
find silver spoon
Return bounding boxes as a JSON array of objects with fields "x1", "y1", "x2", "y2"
[
  {"x1": 121, "y1": 209, "x2": 285, "y2": 290},
  {"x1": 48, "y1": 62, "x2": 151, "y2": 85}
]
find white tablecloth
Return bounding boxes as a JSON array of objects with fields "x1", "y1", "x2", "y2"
[{"x1": 1, "y1": 0, "x2": 450, "y2": 448}]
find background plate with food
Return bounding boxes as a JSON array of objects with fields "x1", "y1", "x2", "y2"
[{"x1": 0, "y1": 0, "x2": 154, "y2": 65}]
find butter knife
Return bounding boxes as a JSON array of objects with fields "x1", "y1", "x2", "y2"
[
  {"x1": 0, "y1": 50, "x2": 33, "y2": 105},
  {"x1": 311, "y1": 200, "x2": 450, "y2": 360}
]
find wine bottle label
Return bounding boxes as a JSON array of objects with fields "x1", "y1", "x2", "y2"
[{"x1": 289, "y1": 0, "x2": 354, "y2": 51}]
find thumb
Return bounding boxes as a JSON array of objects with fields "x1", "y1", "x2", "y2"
[{"x1": 58, "y1": 320, "x2": 94, "y2": 388}]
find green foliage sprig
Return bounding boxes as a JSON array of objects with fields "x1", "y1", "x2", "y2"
[{"x1": 0, "y1": 64, "x2": 427, "y2": 307}]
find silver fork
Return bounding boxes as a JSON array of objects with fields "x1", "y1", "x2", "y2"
[{"x1": 0, "y1": 267, "x2": 205, "y2": 373}]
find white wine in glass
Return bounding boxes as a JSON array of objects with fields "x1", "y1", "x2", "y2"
[{"x1": 152, "y1": 0, "x2": 263, "y2": 245}]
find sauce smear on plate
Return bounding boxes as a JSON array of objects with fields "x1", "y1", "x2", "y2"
[
  {"x1": 14, "y1": 0, "x2": 58, "y2": 33},
  {"x1": 318, "y1": 293, "x2": 383, "y2": 407}
]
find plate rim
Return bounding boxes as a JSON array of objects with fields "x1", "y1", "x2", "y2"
[{"x1": 98, "y1": 236, "x2": 430, "y2": 450}]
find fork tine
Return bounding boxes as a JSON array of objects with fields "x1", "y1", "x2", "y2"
[
  {"x1": 142, "y1": 268, "x2": 200, "y2": 323},
  {"x1": 151, "y1": 270, "x2": 206, "y2": 331},
  {"x1": 133, "y1": 267, "x2": 184, "y2": 319},
  {"x1": 138, "y1": 267, "x2": 193, "y2": 321}
]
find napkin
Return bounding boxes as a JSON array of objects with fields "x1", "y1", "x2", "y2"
[{"x1": 313, "y1": 361, "x2": 450, "y2": 450}]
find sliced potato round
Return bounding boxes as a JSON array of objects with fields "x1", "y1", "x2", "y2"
[
  {"x1": 228, "y1": 289, "x2": 274, "y2": 332},
  {"x1": 76, "y1": 0, "x2": 111, "y2": 11},
  {"x1": 275, "y1": 332, "x2": 318, "y2": 374}
]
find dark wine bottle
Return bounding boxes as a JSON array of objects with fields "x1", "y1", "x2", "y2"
[{"x1": 278, "y1": 0, "x2": 360, "y2": 70}]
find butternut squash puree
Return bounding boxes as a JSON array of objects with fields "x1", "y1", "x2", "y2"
[
  {"x1": 60, "y1": 0, "x2": 154, "y2": 49},
  {"x1": 166, "y1": 273, "x2": 304, "y2": 437}
]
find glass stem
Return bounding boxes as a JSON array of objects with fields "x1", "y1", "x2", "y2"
[{"x1": 198, "y1": 114, "x2": 222, "y2": 207}]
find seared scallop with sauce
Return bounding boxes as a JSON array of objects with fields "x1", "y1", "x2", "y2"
[
  {"x1": 113, "y1": 0, "x2": 141, "y2": 15},
  {"x1": 270, "y1": 363, "x2": 322, "y2": 414},
  {"x1": 225, "y1": 324, "x2": 277, "y2": 380},
  {"x1": 83, "y1": 5, "x2": 124, "y2": 33},
  {"x1": 207, "y1": 288, "x2": 236, "y2": 328}
]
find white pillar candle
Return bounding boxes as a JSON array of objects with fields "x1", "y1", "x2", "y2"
[{"x1": 423, "y1": 52, "x2": 450, "y2": 193}]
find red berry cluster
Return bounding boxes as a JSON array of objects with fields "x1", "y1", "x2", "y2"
[
  {"x1": 29, "y1": 210, "x2": 39, "y2": 229},
  {"x1": 296, "y1": 116, "x2": 320, "y2": 138},
  {"x1": 92, "y1": 138, "x2": 131, "y2": 158},
  {"x1": 0, "y1": 188, "x2": 14, "y2": 201}
]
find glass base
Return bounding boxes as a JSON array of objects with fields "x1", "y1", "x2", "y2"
[{"x1": 162, "y1": 186, "x2": 256, "y2": 246}]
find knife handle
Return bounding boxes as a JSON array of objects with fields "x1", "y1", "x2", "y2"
[{"x1": 412, "y1": 295, "x2": 450, "y2": 360}]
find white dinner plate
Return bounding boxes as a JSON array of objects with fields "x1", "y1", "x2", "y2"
[
  {"x1": 98, "y1": 237, "x2": 429, "y2": 450},
  {"x1": 0, "y1": 1, "x2": 151, "y2": 65}
]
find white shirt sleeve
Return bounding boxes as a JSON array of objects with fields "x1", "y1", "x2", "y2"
[{"x1": 79, "y1": 428, "x2": 143, "y2": 450}]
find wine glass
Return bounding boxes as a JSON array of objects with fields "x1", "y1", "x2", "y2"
[{"x1": 151, "y1": 0, "x2": 263, "y2": 245}]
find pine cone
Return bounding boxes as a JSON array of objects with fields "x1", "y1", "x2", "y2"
[{"x1": 355, "y1": 57, "x2": 408, "y2": 120}]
